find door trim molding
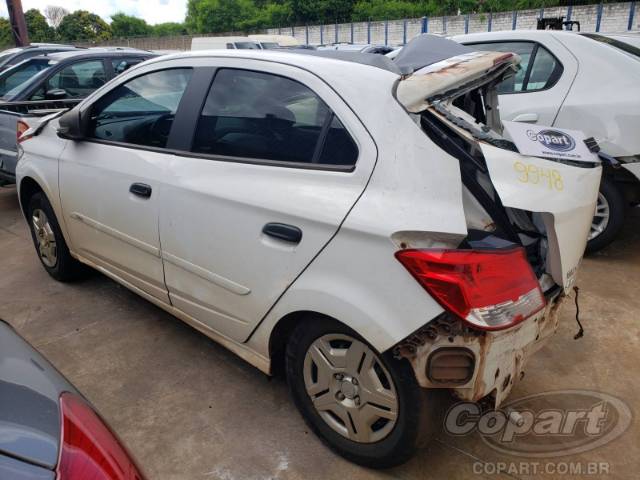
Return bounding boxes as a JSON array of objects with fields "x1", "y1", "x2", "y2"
[
  {"x1": 162, "y1": 251, "x2": 251, "y2": 296},
  {"x1": 69, "y1": 211, "x2": 160, "y2": 257}
]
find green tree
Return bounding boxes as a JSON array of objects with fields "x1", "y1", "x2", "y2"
[
  {"x1": 0, "y1": 18, "x2": 13, "y2": 48},
  {"x1": 110, "y1": 12, "x2": 151, "y2": 38},
  {"x1": 152, "y1": 22, "x2": 188, "y2": 36},
  {"x1": 186, "y1": 0, "x2": 257, "y2": 33},
  {"x1": 57, "y1": 10, "x2": 112, "y2": 42},
  {"x1": 25, "y1": 9, "x2": 56, "y2": 42}
]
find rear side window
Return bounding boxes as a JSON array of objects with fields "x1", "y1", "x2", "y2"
[
  {"x1": 469, "y1": 41, "x2": 562, "y2": 93},
  {"x1": 88, "y1": 68, "x2": 192, "y2": 148},
  {"x1": 0, "y1": 58, "x2": 51, "y2": 97},
  {"x1": 31, "y1": 60, "x2": 107, "y2": 100},
  {"x1": 191, "y1": 69, "x2": 358, "y2": 167}
]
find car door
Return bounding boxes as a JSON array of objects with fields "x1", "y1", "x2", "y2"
[
  {"x1": 59, "y1": 67, "x2": 195, "y2": 303},
  {"x1": 466, "y1": 37, "x2": 578, "y2": 126},
  {"x1": 158, "y1": 60, "x2": 377, "y2": 342}
]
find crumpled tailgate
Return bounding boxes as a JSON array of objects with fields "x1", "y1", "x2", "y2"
[{"x1": 480, "y1": 143, "x2": 602, "y2": 290}]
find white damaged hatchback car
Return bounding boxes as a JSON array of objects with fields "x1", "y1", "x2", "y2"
[{"x1": 16, "y1": 36, "x2": 601, "y2": 467}]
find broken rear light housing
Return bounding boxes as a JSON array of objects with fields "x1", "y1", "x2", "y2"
[
  {"x1": 395, "y1": 247, "x2": 545, "y2": 331},
  {"x1": 17, "y1": 119, "x2": 31, "y2": 143}
]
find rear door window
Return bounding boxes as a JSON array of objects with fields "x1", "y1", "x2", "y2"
[
  {"x1": 88, "y1": 68, "x2": 192, "y2": 149},
  {"x1": 469, "y1": 41, "x2": 562, "y2": 93},
  {"x1": 31, "y1": 59, "x2": 107, "y2": 100},
  {"x1": 191, "y1": 68, "x2": 358, "y2": 167}
]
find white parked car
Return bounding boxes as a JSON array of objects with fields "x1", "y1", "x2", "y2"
[
  {"x1": 16, "y1": 43, "x2": 600, "y2": 467},
  {"x1": 453, "y1": 30, "x2": 640, "y2": 252}
]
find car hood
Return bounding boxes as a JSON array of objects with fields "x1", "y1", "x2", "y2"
[{"x1": 0, "y1": 320, "x2": 76, "y2": 470}]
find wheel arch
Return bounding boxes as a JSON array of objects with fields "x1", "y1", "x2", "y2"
[
  {"x1": 268, "y1": 310, "x2": 347, "y2": 377},
  {"x1": 18, "y1": 176, "x2": 45, "y2": 218}
]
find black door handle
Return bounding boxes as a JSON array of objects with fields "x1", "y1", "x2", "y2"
[
  {"x1": 262, "y1": 223, "x2": 302, "y2": 244},
  {"x1": 130, "y1": 183, "x2": 152, "y2": 198}
]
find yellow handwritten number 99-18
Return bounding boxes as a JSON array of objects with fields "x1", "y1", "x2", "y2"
[{"x1": 514, "y1": 161, "x2": 564, "y2": 191}]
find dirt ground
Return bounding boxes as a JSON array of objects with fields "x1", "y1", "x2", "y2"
[{"x1": 1, "y1": 184, "x2": 638, "y2": 480}]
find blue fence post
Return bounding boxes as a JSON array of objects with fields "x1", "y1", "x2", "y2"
[
  {"x1": 350, "y1": 22, "x2": 354, "y2": 43},
  {"x1": 367, "y1": 20, "x2": 371, "y2": 43},
  {"x1": 566, "y1": 5, "x2": 573, "y2": 22},
  {"x1": 628, "y1": 2, "x2": 636, "y2": 31},
  {"x1": 421, "y1": 16, "x2": 428, "y2": 34},
  {"x1": 320, "y1": 24, "x2": 324, "y2": 44},
  {"x1": 335, "y1": 22, "x2": 338, "y2": 43},
  {"x1": 403, "y1": 19, "x2": 407, "y2": 44},
  {"x1": 305, "y1": 24, "x2": 309, "y2": 45},
  {"x1": 539, "y1": 7, "x2": 544, "y2": 20},
  {"x1": 443, "y1": 16, "x2": 447, "y2": 33},
  {"x1": 596, "y1": 3, "x2": 604, "y2": 32},
  {"x1": 384, "y1": 20, "x2": 388, "y2": 45},
  {"x1": 291, "y1": 25, "x2": 295, "y2": 38},
  {"x1": 464, "y1": 14, "x2": 469, "y2": 34},
  {"x1": 278, "y1": 25, "x2": 282, "y2": 35},
  {"x1": 488, "y1": 12, "x2": 493, "y2": 32},
  {"x1": 512, "y1": 10, "x2": 517, "y2": 30}
]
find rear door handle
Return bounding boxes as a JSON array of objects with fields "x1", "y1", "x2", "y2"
[
  {"x1": 130, "y1": 183, "x2": 152, "y2": 198},
  {"x1": 262, "y1": 223, "x2": 302, "y2": 244}
]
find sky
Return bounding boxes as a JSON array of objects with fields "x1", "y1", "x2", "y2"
[{"x1": 0, "y1": 0, "x2": 188, "y2": 25}]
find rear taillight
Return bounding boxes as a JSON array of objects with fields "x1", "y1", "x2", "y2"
[
  {"x1": 17, "y1": 120, "x2": 31, "y2": 143},
  {"x1": 395, "y1": 247, "x2": 545, "y2": 331},
  {"x1": 56, "y1": 392, "x2": 145, "y2": 480}
]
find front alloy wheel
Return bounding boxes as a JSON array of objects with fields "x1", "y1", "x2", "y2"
[{"x1": 303, "y1": 334, "x2": 399, "y2": 443}]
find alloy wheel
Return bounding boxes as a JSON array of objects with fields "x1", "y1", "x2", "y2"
[
  {"x1": 589, "y1": 192, "x2": 610, "y2": 241},
  {"x1": 32, "y1": 208, "x2": 57, "y2": 268},
  {"x1": 303, "y1": 334, "x2": 398, "y2": 443}
]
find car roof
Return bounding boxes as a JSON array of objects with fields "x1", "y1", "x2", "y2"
[
  {"x1": 38, "y1": 48, "x2": 154, "y2": 62},
  {"x1": 452, "y1": 29, "x2": 587, "y2": 42},
  {"x1": 150, "y1": 48, "x2": 403, "y2": 74}
]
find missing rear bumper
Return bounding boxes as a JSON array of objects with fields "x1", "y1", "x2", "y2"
[{"x1": 393, "y1": 293, "x2": 565, "y2": 407}]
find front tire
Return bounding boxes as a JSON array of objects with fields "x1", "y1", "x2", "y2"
[
  {"x1": 586, "y1": 176, "x2": 626, "y2": 254},
  {"x1": 27, "y1": 192, "x2": 85, "y2": 281},
  {"x1": 285, "y1": 317, "x2": 440, "y2": 468}
]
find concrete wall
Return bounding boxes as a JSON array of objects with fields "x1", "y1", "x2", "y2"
[
  {"x1": 270, "y1": 1, "x2": 638, "y2": 46},
  {"x1": 79, "y1": 2, "x2": 639, "y2": 50}
]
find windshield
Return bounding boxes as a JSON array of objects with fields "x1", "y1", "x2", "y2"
[
  {"x1": 581, "y1": 33, "x2": 640, "y2": 59},
  {"x1": 0, "y1": 58, "x2": 53, "y2": 98}
]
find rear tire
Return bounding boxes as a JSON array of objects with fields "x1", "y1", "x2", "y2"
[
  {"x1": 26, "y1": 192, "x2": 86, "y2": 281},
  {"x1": 285, "y1": 317, "x2": 443, "y2": 468},
  {"x1": 586, "y1": 176, "x2": 626, "y2": 254}
]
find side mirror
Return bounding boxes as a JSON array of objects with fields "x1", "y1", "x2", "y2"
[
  {"x1": 46, "y1": 88, "x2": 67, "y2": 100},
  {"x1": 57, "y1": 109, "x2": 86, "y2": 140}
]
